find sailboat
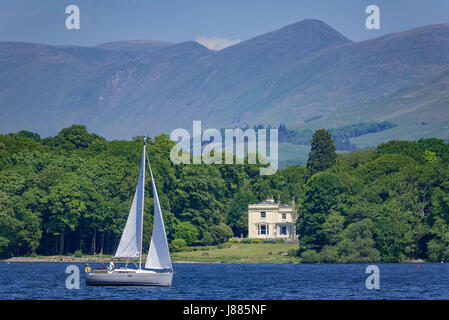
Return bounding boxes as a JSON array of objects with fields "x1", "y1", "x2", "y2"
[{"x1": 85, "y1": 138, "x2": 173, "y2": 286}]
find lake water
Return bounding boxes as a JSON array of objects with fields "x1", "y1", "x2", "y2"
[{"x1": 1, "y1": 262, "x2": 448, "y2": 300}]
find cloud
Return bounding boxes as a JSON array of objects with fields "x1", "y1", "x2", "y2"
[{"x1": 195, "y1": 36, "x2": 241, "y2": 51}]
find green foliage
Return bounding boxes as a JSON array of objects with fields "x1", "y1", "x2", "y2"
[
  {"x1": 217, "y1": 242, "x2": 233, "y2": 249},
  {"x1": 0, "y1": 192, "x2": 22, "y2": 258},
  {"x1": 201, "y1": 231, "x2": 214, "y2": 246},
  {"x1": 43, "y1": 125, "x2": 105, "y2": 151},
  {"x1": 375, "y1": 140, "x2": 423, "y2": 162},
  {"x1": 1, "y1": 125, "x2": 449, "y2": 264},
  {"x1": 74, "y1": 249, "x2": 83, "y2": 258},
  {"x1": 170, "y1": 238, "x2": 187, "y2": 251},
  {"x1": 173, "y1": 222, "x2": 199, "y2": 245},
  {"x1": 306, "y1": 129, "x2": 336, "y2": 176},
  {"x1": 319, "y1": 246, "x2": 339, "y2": 263},
  {"x1": 337, "y1": 219, "x2": 380, "y2": 263},
  {"x1": 297, "y1": 172, "x2": 343, "y2": 250},
  {"x1": 423, "y1": 150, "x2": 438, "y2": 164},
  {"x1": 426, "y1": 218, "x2": 449, "y2": 262},
  {"x1": 16, "y1": 131, "x2": 41, "y2": 142},
  {"x1": 300, "y1": 249, "x2": 321, "y2": 263},
  {"x1": 357, "y1": 154, "x2": 416, "y2": 182},
  {"x1": 226, "y1": 185, "x2": 258, "y2": 236},
  {"x1": 209, "y1": 223, "x2": 234, "y2": 245},
  {"x1": 0, "y1": 127, "x2": 242, "y2": 256},
  {"x1": 320, "y1": 211, "x2": 345, "y2": 245},
  {"x1": 374, "y1": 204, "x2": 417, "y2": 261}
]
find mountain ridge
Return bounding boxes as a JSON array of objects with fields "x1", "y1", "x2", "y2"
[{"x1": 0, "y1": 19, "x2": 448, "y2": 143}]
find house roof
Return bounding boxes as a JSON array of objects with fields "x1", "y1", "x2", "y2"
[{"x1": 257, "y1": 200, "x2": 277, "y2": 205}]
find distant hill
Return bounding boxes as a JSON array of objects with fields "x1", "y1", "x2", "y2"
[
  {"x1": 95, "y1": 40, "x2": 173, "y2": 57},
  {"x1": 0, "y1": 19, "x2": 449, "y2": 142},
  {"x1": 304, "y1": 69, "x2": 449, "y2": 148}
]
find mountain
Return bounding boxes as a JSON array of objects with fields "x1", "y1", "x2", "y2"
[
  {"x1": 95, "y1": 40, "x2": 174, "y2": 57},
  {"x1": 0, "y1": 20, "x2": 449, "y2": 141}
]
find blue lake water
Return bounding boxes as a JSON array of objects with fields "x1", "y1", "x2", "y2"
[{"x1": 0, "y1": 262, "x2": 448, "y2": 300}]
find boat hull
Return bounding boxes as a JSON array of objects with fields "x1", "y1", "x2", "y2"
[{"x1": 85, "y1": 269, "x2": 173, "y2": 286}]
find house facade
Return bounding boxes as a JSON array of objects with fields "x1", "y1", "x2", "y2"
[{"x1": 248, "y1": 196, "x2": 297, "y2": 239}]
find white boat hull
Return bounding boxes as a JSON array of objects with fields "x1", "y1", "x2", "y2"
[{"x1": 85, "y1": 268, "x2": 173, "y2": 286}]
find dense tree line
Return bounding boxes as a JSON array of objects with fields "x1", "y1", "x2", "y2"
[
  {"x1": 0, "y1": 125, "x2": 303, "y2": 258},
  {"x1": 298, "y1": 131, "x2": 449, "y2": 262},
  {"x1": 1, "y1": 125, "x2": 448, "y2": 263}
]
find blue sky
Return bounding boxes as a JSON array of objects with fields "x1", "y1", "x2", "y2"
[{"x1": 0, "y1": 0, "x2": 448, "y2": 47}]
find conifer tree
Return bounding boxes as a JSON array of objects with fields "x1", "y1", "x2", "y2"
[{"x1": 306, "y1": 129, "x2": 337, "y2": 176}]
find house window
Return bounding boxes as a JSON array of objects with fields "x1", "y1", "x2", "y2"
[
  {"x1": 280, "y1": 226, "x2": 287, "y2": 235},
  {"x1": 258, "y1": 224, "x2": 269, "y2": 235},
  {"x1": 282, "y1": 213, "x2": 286, "y2": 220},
  {"x1": 260, "y1": 211, "x2": 266, "y2": 219}
]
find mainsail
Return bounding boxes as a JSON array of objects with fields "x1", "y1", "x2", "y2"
[
  {"x1": 113, "y1": 140, "x2": 146, "y2": 259},
  {"x1": 113, "y1": 138, "x2": 171, "y2": 271},
  {"x1": 145, "y1": 155, "x2": 172, "y2": 270}
]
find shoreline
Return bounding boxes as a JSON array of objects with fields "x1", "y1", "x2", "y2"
[
  {"x1": 1, "y1": 255, "x2": 427, "y2": 264},
  {"x1": 1, "y1": 256, "x2": 296, "y2": 264}
]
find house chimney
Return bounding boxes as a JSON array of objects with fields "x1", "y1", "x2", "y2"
[
  {"x1": 278, "y1": 195, "x2": 281, "y2": 205},
  {"x1": 292, "y1": 196, "x2": 295, "y2": 208}
]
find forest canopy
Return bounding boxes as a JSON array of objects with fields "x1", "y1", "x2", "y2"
[{"x1": 1, "y1": 125, "x2": 449, "y2": 263}]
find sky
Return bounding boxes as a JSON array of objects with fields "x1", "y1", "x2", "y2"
[{"x1": 0, "y1": 0, "x2": 448, "y2": 49}]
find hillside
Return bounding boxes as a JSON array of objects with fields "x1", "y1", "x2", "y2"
[
  {"x1": 304, "y1": 69, "x2": 449, "y2": 148},
  {"x1": 0, "y1": 20, "x2": 449, "y2": 141}
]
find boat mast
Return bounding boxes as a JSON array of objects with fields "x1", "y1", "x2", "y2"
[{"x1": 138, "y1": 137, "x2": 146, "y2": 270}]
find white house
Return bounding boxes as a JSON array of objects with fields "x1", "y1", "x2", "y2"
[{"x1": 248, "y1": 196, "x2": 297, "y2": 239}]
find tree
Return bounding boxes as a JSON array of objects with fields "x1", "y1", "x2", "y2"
[
  {"x1": 297, "y1": 172, "x2": 342, "y2": 251},
  {"x1": 209, "y1": 223, "x2": 233, "y2": 244},
  {"x1": 44, "y1": 125, "x2": 104, "y2": 151},
  {"x1": 300, "y1": 249, "x2": 321, "y2": 263},
  {"x1": 170, "y1": 238, "x2": 187, "y2": 251},
  {"x1": 173, "y1": 222, "x2": 199, "y2": 245},
  {"x1": 226, "y1": 185, "x2": 257, "y2": 237},
  {"x1": 306, "y1": 129, "x2": 336, "y2": 177},
  {"x1": 374, "y1": 203, "x2": 416, "y2": 261},
  {"x1": 319, "y1": 211, "x2": 345, "y2": 245},
  {"x1": 43, "y1": 176, "x2": 88, "y2": 254},
  {"x1": 201, "y1": 231, "x2": 214, "y2": 246},
  {"x1": 320, "y1": 246, "x2": 339, "y2": 263},
  {"x1": 426, "y1": 218, "x2": 449, "y2": 262},
  {"x1": 2, "y1": 124, "x2": 449, "y2": 264},
  {"x1": 337, "y1": 219, "x2": 380, "y2": 263},
  {"x1": 0, "y1": 192, "x2": 23, "y2": 258}
]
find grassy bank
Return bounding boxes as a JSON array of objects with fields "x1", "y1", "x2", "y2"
[
  {"x1": 171, "y1": 243, "x2": 300, "y2": 263},
  {"x1": 2, "y1": 243, "x2": 300, "y2": 264}
]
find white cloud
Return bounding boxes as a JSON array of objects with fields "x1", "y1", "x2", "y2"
[{"x1": 195, "y1": 36, "x2": 241, "y2": 51}]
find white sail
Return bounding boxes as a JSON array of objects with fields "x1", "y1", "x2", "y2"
[
  {"x1": 114, "y1": 141, "x2": 146, "y2": 259},
  {"x1": 145, "y1": 159, "x2": 172, "y2": 270}
]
